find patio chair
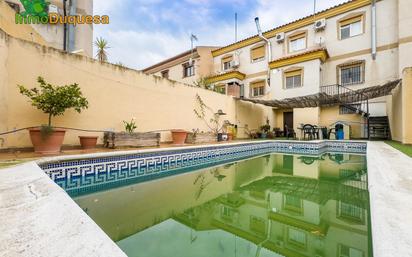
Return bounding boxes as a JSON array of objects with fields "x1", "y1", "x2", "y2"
[
  {"x1": 273, "y1": 127, "x2": 283, "y2": 137},
  {"x1": 302, "y1": 124, "x2": 315, "y2": 140},
  {"x1": 284, "y1": 125, "x2": 296, "y2": 139}
]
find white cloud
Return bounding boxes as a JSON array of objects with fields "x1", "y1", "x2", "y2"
[{"x1": 94, "y1": 0, "x2": 348, "y2": 70}]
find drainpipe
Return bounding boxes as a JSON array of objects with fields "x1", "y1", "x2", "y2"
[
  {"x1": 255, "y1": 17, "x2": 272, "y2": 87},
  {"x1": 67, "y1": 0, "x2": 77, "y2": 52},
  {"x1": 371, "y1": 0, "x2": 377, "y2": 60},
  {"x1": 62, "y1": 0, "x2": 67, "y2": 51}
]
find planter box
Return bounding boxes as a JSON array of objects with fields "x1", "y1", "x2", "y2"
[
  {"x1": 103, "y1": 132, "x2": 160, "y2": 148},
  {"x1": 185, "y1": 132, "x2": 217, "y2": 144}
]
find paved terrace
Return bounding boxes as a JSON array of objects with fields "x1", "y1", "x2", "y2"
[{"x1": 0, "y1": 141, "x2": 411, "y2": 257}]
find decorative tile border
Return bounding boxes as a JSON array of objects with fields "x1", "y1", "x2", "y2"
[{"x1": 39, "y1": 140, "x2": 366, "y2": 196}]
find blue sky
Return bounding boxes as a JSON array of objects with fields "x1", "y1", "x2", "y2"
[{"x1": 93, "y1": 0, "x2": 347, "y2": 70}]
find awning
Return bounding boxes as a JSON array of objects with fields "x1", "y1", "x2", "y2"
[{"x1": 237, "y1": 79, "x2": 401, "y2": 109}]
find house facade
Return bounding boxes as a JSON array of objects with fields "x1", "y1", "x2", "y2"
[
  {"x1": 142, "y1": 46, "x2": 219, "y2": 85},
  {"x1": 207, "y1": 0, "x2": 412, "y2": 140},
  {"x1": 4, "y1": 0, "x2": 93, "y2": 57}
]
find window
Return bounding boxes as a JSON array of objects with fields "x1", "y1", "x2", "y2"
[
  {"x1": 221, "y1": 206, "x2": 236, "y2": 221},
  {"x1": 340, "y1": 104, "x2": 361, "y2": 114},
  {"x1": 161, "y1": 70, "x2": 169, "y2": 79},
  {"x1": 288, "y1": 33, "x2": 306, "y2": 52},
  {"x1": 339, "y1": 62, "x2": 364, "y2": 86},
  {"x1": 283, "y1": 194, "x2": 302, "y2": 213},
  {"x1": 183, "y1": 62, "x2": 195, "y2": 77},
  {"x1": 250, "y1": 216, "x2": 266, "y2": 235},
  {"x1": 287, "y1": 228, "x2": 306, "y2": 247},
  {"x1": 250, "y1": 45, "x2": 265, "y2": 62},
  {"x1": 339, "y1": 244, "x2": 364, "y2": 257},
  {"x1": 338, "y1": 201, "x2": 364, "y2": 222},
  {"x1": 214, "y1": 84, "x2": 226, "y2": 94},
  {"x1": 250, "y1": 80, "x2": 265, "y2": 97},
  {"x1": 339, "y1": 15, "x2": 363, "y2": 40},
  {"x1": 222, "y1": 55, "x2": 233, "y2": 71},
  {"x1": 284, "y1": 69, "x2": 303, "y2": 89}
]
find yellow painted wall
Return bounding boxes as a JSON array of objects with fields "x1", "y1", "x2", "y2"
[
  {"x1": 0, "y1": 29, "x2": 274, "y2": 149},
  {"x1": 386, "y1": 87, "x2": 403, "y2": 142},
  {"x1": 387, "y1": 67, "x2": 412, "y2": 144},
  {"x1": 320, "y1": 106, "x2": 364, "y2": 139},
  {"x1": 294, "y1": 107, "x2": 320, "y2": 139},
  {"x1": 402, "y1": 67, "x2": 412, "y2": 144}
]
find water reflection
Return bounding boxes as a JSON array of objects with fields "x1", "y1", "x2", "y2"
[{"x1": 74, "y1": 153, "x2": 370, "y2": 257}]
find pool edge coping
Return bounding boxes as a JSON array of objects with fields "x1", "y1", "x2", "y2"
[
  {"x1": 36, "y1": 139, "x2": 368, "y2": 165},
  {"x1": 3, "y1": 140, "x2": 408, "y2": 257}
]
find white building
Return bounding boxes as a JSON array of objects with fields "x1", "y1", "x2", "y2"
[{"x1": 207, "y1": 0, "x2": 411, "y2": 139}]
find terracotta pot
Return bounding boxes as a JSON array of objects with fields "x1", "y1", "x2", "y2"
[
  {"x1": 29, "y1": 128, "x2": 66, "y2": 155},
  {"x1": 79, "y1": 136, "x2": 98, "y2": 149},
  {"x1": 171, "y1": 129, "x2": 188, "y2": 145}
]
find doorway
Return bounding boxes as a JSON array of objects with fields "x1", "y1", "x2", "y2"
[{"x1": 283, "y1": 112, "x2": 293, "y2": 131}]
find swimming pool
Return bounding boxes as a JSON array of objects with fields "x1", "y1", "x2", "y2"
[{"x1": 69, "y1": 151, "x2": 371, "y2": 257}]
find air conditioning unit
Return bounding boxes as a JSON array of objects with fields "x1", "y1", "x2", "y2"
[
  {"x1": 314, "y1": 18, "x2": 326, "y2": 31},
  {"x1": 275, "y1": 32, "x2": 285, "y2": 43},
  {"x1": 230, "y1": 59, "x2": 240, "y2": 68}
]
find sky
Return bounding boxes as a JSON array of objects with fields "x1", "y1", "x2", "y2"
[{"x1": 93, "y1": 0, "x2": 348, "y2": 70}]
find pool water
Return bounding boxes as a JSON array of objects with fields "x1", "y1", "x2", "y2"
[{"x1": 73, "y1": 152, "x2": 372, "y2": 257}]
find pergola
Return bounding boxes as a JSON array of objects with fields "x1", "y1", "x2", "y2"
[{"x1": 237, "y1": 79, "x2": 401, "y2": 109}]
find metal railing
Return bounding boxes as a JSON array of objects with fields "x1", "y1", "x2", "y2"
[{"x1": 320, "y1": 84, "x2": 370, "y2": 139}]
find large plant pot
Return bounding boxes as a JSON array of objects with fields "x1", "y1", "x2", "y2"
[
  {"x1": 79, "y1": 136, "x2": 98, "y2": 149},
  {"x1": 171, "y1": 129, "x2": 187, "y2": 145},
  {"x1": 29, "y1": 128, "x2": 66, "y2": 155}
]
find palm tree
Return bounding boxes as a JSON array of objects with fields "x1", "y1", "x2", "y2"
[{"x1": 94, "y1": 37, "x2": 109, "y2": 62}]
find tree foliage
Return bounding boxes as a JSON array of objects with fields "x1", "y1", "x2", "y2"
[
  {"x1": 193, "y1": 94, "x2": 221, "y2": 134},
  {"x1": 18, "y1": 77, "x2": 89, "y2": 126},
  {"x1": 94, "y1": 37, "x2": 109, "y2": 62}
]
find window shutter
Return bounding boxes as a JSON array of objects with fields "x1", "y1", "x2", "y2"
[
  {"x1": 250, "y1": 80, "x2": 265, "y2": 88},
  {"x1": 288, "y1": 32, "x2": 306, "y2": 41},
  {"x1": 284, "y1": 69, "x2": 303, "y2": 89},
  {"x1": 222, "y1": 55, "x2": 233, "y2": 63},
  {"x1": 339, "y1": 15, "x2": 362, "y2": 27},
  {"x1": 251, "y1": 45, "x2": 265, "y2": 61},
  {"x1": 250, "y1": 80, "x2": 265, "y2": 96}
]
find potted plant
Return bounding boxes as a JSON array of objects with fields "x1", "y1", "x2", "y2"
[
  {"x1": 193, "y1": 94, "x2": 231, "y2": 142},
  {"x1": 79, "y1": 136, "x2": 98, "y2": 149},
  {"x1": 103, "y1": 118, "x2": 160, "y2": 148},
  {"x1": 260, "y1": 124, "x2": 271, "y2": 138},
  {"x1": 170, "y1": 129, "x2": 188, "y2": 145},
  {"x1": 18, "y1": 77, "x2": 88, "y2": 154}
]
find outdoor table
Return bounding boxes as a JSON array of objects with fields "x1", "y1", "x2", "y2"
[{"x1": 297, "y1": 125, "x2": 324, "y2": 140}]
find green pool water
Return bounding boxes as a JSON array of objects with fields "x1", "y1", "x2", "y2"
[{"x1": 74, "y1": 152, "x2": 372, "y2": 257}]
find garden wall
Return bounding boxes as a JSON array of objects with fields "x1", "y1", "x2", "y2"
[{"x1": 0, "y1": 29, "x2": 274, "y2": 149}]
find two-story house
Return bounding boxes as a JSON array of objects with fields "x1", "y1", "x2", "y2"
[{"x1": 142, "y1": 46, "x2": 219, "y2": 85}]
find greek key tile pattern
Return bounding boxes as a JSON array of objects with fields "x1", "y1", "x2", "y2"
[{"x1": 40, "y1": 141, "x2": 366, "y2": 196}]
